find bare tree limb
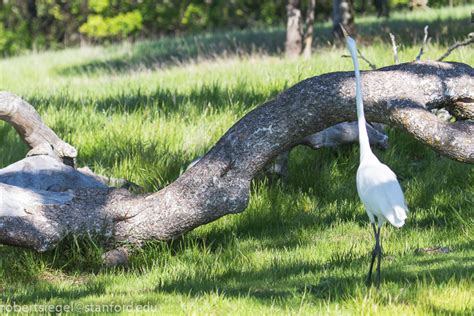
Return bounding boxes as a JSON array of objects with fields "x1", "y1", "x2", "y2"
[
  {"x1": 0, "y1": 92, "x2": 77, "y2": 167},
  {"x1": 0, "y1": 61, "x2": 472, "y2": 256},
  {"x1": 357, "y1": 49, "x2": 377, "y2": 70},
  {"x1": 437, "y1": 32, "x2": 474, "y2": 62},
  {"x1": 415, "y1": 25, "x2": 429, "y2": 61},
  {"x1": 342, "y1": 50, "x2": 377, "y2": 70},
  {"x1": 300, "y1": 122, "x2": 387, "y2": 149},
  {"x1": 389, "y1": 32, "x2": 399, "y2": 64}
]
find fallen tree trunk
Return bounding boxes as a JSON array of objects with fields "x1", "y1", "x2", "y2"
[
  {"x1": 0, "y1": 61, "x2": 473, "y2": 259},
  {"x1": 192, "y1": 121, "x2": 388, "y2": 178}
]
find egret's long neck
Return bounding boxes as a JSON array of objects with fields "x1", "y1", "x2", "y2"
[{"x1": 346, "y1": 37, "x2": 373, "y2": 161}]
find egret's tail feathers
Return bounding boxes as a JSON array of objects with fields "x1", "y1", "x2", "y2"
[{"x1": 385, "y1": 205, "x2": 408, "y2": 228}]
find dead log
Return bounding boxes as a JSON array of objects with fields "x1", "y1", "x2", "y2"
[
  {"x1": 190, "y1": 121, "x2": 389, "y2": 178},
  {"x1": 0, "y1": 156, "x2": 106, "y2": 192},
  {"x1": 0, "y1": 61, "x2": 472, "y2": 256}
]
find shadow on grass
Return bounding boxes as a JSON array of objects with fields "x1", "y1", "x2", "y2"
[
  {"x1": 55, "y1": 12, "x2": 471, "y2": 76},
  {"x1": 153, "y1": 251, "x2": 472, "y2": 304},
  {"x1": 11, "y1": 83, "x2": 277, "y2": 190},
  {"x1": 56, "y1": 29, "x2": 286, "y2": 76},
  {"x1": 26, "y1": 82, "x2": 275, "y2": 117},
  {"x1": 1, "y1": 278, "x2": 107, "y2": 305},
  {"x1": 0, "y1": 61, "x2": 472, "y2": 308},
  {"x1": 2, "y1": 235, "x2": 471, "y2": 305}
]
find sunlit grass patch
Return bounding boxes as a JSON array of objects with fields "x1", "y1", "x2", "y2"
[{"x1": 0, "y1": 5, "x2": 472, "y2": 314}]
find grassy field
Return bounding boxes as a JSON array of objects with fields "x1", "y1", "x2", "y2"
[{"x1": 0, "y1": 5, "x2": 473, "y2": 315}]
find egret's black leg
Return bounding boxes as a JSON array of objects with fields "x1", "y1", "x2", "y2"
[
  {"x1": 366, "y1": 223, "x2": 378, "y2": 286},
  {"x1": 375, "y1": 226, "x2": 382, "y2": 288}
]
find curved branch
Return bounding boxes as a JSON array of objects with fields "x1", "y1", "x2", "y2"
[
  {"x1": 0, "y1": 61, "x2": 472, "y2": 254},
  {"x1": 437, "y1": 32, "x2": 474, "y2": 62},
  {"x1": 0, "y1": 92, "x2": 77, "y2": 166}
]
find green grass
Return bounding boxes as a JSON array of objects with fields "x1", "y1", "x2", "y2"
[{"x1": 0, "y1": 5, "x2": 473, "y2": 315}]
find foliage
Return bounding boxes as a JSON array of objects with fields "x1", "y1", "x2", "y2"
[
  {"x1": 0, "y1": 24, "x2": 20, "y2": 55},
  {"x1": 0, "y1": 0, "x2": 470, "y2": 56},
  {"x1": 0, "y1": 6, "x2": 472, "y2": 314},
  {"x1": 79, "y1": 10, "x2": 143, "y2": 40}
]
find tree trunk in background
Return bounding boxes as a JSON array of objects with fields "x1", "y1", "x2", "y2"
[
  {"x1": 80, "y1": 0, "x2": 88, "y2": 21},
  {"x1": 79, "y1": 0, "x2": 89, "y2": 45},
  {"x1": 286, "y1": 0, "x2": 317, "y2": 58},
  {"x1": 360, "y1": 0, "x2": 367, "y2": 13},
  {"x1": 26, "y1": 0, "x2": 37, "y2": 18},
  {"x1": 374, "y1": 0, "x2": 390, "y2": 17},
  {"x1": 302, "y1": 0, "x2": 316, "y2": 58},
  {"x1": 285, "y1": 0, "x2": 302, "y2": 58},
  {"x1": 25, "y1": 0, "x2": 37, "y2": 45},
  {"x1": 333, "y1": 0, "x2": 356, "y2": 40}
]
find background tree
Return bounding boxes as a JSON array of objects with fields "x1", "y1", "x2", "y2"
[
  {"x1": 285, "y1": 0, "x2": 302, "y2": 57},
  {"x1": 0, "y1": 0, "x2": 470, "y2": 56},
  {"x1": 374, "y1": 0, "x2": 390, "y2": 17},
  {"x1": 285, "y1": 0, "x2": 316, "y2": 58},
  {"x1": 302, "y1": 0, "x2": 316, "y2": 57},
  {"x1": 333, "y1": 0, "x2": 356, "y2": 40}
]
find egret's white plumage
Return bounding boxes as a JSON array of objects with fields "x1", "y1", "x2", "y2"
[
  {"x1": 357, "y1": 159, "x2": 408, "y2": 228},
  {"x1": 345, "y1": 35, "x2": 408, "y2": 286}
]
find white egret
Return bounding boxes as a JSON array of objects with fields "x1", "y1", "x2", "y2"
[{"x1": 345, "y1": 35, "x2": 408, "y2": 287}]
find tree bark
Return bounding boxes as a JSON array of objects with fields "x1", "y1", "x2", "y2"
[
  {"x1": 0, "y1": 61, "x2": 473, "y2": 255},
  {"x1": 333, "y1": 0, "x2": 356, "y2": 40},
  {"x1": 286, "y1": 0, "x2": 317, "y2": 58},
  {"x1": 285, "y1": 0, "x2": 303, "y2": 58},
  {"x1": 302, "y1": 0, "x2": 316, "y2": 59}
]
